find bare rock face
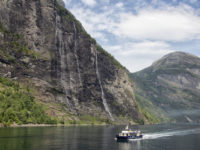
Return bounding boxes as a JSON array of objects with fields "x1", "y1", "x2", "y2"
[
  {"x1": 0, "y1": 0, "x2": 145, "y2": 123},
  {"x1": 56, "y1": 0, "x2": 65, "y2": 6},
  {"x1": 130, "y1": 52, "x2": 200, "y2": 123}
]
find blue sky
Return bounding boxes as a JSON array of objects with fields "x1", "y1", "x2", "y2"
[{"x1": 63, "y1": 0, "x2": 200, "y2": 72}]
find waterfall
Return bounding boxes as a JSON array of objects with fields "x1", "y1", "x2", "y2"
[
  {"x1": 55, "y1": 13, "x2": 70, "y2": 106},
  {"x1": 73, "y1": 22, "x2": 82, "y2": 88},
  {"x1": 95, "y1": 51, "x2": 114, "y2": 121}
]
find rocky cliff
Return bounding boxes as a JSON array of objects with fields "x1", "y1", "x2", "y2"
[
  {"x1": 0, "y1": 0, "x2": 146, "y2": 124},
  {"x1": 130, "y1": 52, "x2": 200, "y2": 122}
]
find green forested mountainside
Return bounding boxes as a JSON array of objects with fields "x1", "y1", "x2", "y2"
[{"x1": 130, "y1": 52, "x2": 200, "y2": 123}]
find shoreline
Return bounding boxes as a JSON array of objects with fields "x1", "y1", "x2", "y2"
[{"x1": 0, "y1": 123, "x2": 113, "y2": 128}]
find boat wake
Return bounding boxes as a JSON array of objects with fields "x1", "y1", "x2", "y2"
[{"x1": 129, "y1": 128, "x2": 200, "y2": 141}]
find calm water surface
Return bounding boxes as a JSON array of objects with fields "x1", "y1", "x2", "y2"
[{"x1": 0, "y1": 124, "x2": 200, "y2": 150}]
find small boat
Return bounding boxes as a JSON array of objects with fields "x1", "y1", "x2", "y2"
[{"x1": 116, "y1": 125, "x2": 143, "y2": 141}]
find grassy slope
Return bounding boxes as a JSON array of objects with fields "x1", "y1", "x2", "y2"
[
  {"x1": 0, "y1": 76, "x2": 112, "y2": 127},
  {"x1": 0, "y1": 77, "x2": 57, "y2": 127}
]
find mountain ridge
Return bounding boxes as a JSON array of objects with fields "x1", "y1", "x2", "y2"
[{"x1": 130, "y1": 51, "x2": 200, "y2": 122}]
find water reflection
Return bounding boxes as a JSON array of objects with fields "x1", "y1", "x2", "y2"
[
  {"x1": 0, "y1": 124, "x2": 200, "y2": 150},
  {"x1": 118, "y1": 140, "x2": 141, "y2": 150}
]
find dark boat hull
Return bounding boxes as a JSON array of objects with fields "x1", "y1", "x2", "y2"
[{"x1": 116, "y1": 135, "x2": 143, "y2": 142}]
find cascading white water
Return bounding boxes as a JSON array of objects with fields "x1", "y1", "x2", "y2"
[
  {"x1": 73, "y1": 22, "x2": 82, "y2": 88},
  {"x1": 55, "y1": 14, "x2": 70, "y2": 105},
  {"x1": 95, "y1": 51, "x2": 114, "y2": 121}
]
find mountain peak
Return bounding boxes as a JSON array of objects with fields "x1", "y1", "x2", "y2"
[
  {"x1": 152, "y1": 51, "x2": 200, "y2": 69},
  {"x1": 163, "y1": 51, "x2": 198, "y2": 59},
  {"x1": 130, "y1": 51, "x2": 200, "y2": 123}
]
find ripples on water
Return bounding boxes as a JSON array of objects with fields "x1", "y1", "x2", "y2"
[{"x1": 0, "y1": 124, "x2": 200, "y2": 150}]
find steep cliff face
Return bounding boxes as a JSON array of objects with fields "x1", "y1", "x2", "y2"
[
  {"x1": 130, "y1": 52, "x2": 200, "y2": 122},
  {"x1": 0, "y1": 0, "x2": 145, "y2": 124}
]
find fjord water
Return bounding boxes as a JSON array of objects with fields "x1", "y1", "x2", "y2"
[{"x1": 0, "y1": 124, "x2": 200, "y2": 150}]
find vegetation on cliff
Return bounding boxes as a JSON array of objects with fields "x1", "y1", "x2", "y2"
[
  {"x1": 0, "y1": 23, "x2": 39, "y2": 61},
  {"x1": 0, "y1": 77, "x2": 57, "y2": 127}
]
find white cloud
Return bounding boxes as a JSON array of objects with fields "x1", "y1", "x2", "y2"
[
  {"x1": 80, "y1": 0, "x2": 96, "y2": 7},
  {"x1": 105, "y1": 41, "x2": 174, "y2": 55},
  {"x1": 115, "y1": 6, "x2": 200, "y2": 41},
  {"x1": 67, "y1": 2, "x2": 200, "y2": 72},
  {"x1": 120, "y1": 41, "x2": 173, "y2": 56},
  {"x1": 104, "y1": 41, "x2": 175, "y2": 72},
  {"x1": 70, "y1": 5, "x2": 117, "y2": 43},
  {"x1": 115, "y1": 2, "x2": 124, "y2": 9},
  {"x1": 70, "y1": 4, "x2": 200, "y2": 43}
]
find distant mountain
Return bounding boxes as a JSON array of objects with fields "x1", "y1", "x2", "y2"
[
  {"x1": 0, "y1": 0, "x2": 148, "y2": 126},
  {"x1": 130, "y1": 52, "x2": 200, "y2": 123}
]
